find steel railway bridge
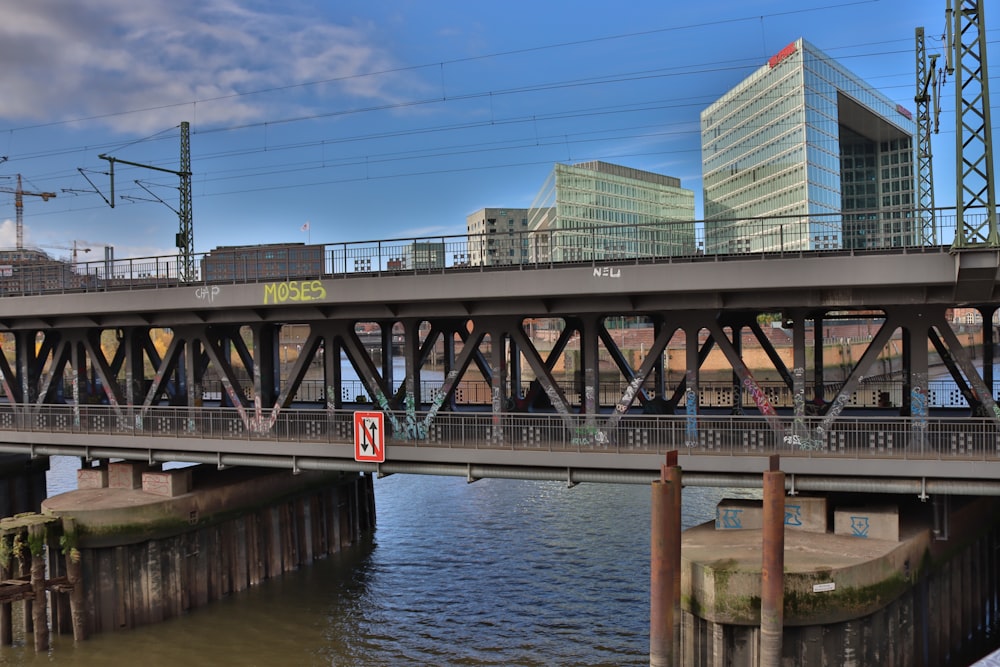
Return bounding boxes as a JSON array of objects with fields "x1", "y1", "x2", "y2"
[{"x1": 0, "y1": 210, "x2": 997, "y2": 493}]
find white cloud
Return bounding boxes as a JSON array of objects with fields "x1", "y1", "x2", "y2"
[
  {"x1": 0, "y1": 0, "x2": 405, "y2": 134},
  {"x1": 0, "y1": 219, "x2": 16, "y2": 248}
]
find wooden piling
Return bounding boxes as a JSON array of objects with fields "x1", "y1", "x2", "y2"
[
  {"x1": 0, "y1": 534, "x2": 11, "y2": 645},
  {"x1": 19, "y1": 532, "x2": 32, "y2": 639},
  {"x1": 28, "y1": 523, "x2": 48, "y2": 652},
  {"x1": 62, "y1": 518, "x2": 87, "y2": 641}
]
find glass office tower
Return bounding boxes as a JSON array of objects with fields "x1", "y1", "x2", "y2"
[
  {"x1": 526, "y1": 161, "x2": 695, "y2": 262},
  {"x1": 701, "y1": 38, "x2": 916, "y2": 253}
]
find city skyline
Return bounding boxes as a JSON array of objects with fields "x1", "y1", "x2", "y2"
[{"x1": 0, "y1": 1, "x2": 971, "y2": 260}]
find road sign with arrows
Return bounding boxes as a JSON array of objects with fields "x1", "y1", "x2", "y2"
[{"x1": 353, "y1": 411, "x2": 385, "y2": 462}]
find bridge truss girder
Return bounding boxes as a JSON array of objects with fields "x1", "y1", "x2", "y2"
[{"x1": 0, "y1": 302, "x2": 994, "y2": 450}]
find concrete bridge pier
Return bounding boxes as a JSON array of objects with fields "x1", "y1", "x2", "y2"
[{"x1": 680, "y1": 492, "x2": 1000, "y2": 666}]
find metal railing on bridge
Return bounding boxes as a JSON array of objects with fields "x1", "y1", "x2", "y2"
[
  {"x1": 1, "y1": 404, "x2": 997, "y2": 464},
  {"x1": 0, "y1": 208, "x2": 967, "y2": 296}
]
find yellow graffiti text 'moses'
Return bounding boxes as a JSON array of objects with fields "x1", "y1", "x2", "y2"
[{"x1": 263, "y1": 280, "x2": 327, "y2": 304}]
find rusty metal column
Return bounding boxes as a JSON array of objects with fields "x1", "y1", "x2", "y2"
[
  {"x1": 651, "y1": 450, "x2": 681, "y2": 667},
  {"x1": 761, "y1": 454, "x2": 785, "y2": 667}
]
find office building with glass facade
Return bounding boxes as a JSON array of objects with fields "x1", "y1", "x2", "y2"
[
  {"x1": 525, "y1": 161, "x2": 695, "y2": 262},
  {"x1": 701, "y1": 38, "x2": 916, "y2": 253}
]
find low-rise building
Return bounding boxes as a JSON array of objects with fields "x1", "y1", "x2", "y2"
[{"x1": 200, "y1": 243, "x2": 325, "y2": 282}]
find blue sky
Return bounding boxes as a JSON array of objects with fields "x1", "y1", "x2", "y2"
[{"x1": 0, "y1": 0, "x2": 975, "y2": 259}]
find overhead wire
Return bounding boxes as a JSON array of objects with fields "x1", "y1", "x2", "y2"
[{"x1": 0, "y1": 9, "x2": 994, "y2": 221}]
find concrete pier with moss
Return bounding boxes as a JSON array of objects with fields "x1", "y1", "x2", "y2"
[
  {"x1": 681, "y1": 494, "x2": 1000, "y2": 666},
  {"x1": 40, "y1": 462, "x2": 375, "y2": 636}
]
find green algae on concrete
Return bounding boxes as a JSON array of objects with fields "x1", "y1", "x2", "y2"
[
  {"x1": 681, "y1": 520, "x2": 933, "y2": 626},
  {"x1": 40, "y1": 466, "x2": 353, "y2": 549}
]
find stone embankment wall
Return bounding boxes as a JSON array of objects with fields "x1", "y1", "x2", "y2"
[{"x1": 42, "y1": 466, "x2": 375, "y2": 636}]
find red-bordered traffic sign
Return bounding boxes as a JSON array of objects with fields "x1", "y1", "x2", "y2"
[{"x1": 354, "y1": 411, "x2": 385, "y2": 462}]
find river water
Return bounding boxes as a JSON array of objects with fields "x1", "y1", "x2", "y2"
[{"x1": 0, "y1": 457, "x2": 758, "y2": 666}]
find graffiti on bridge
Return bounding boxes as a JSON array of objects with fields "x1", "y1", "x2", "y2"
[
  {"x1": 401, "y1": 392, "x2": 426, "y2": 440},
  {"x1": 782, "y1": 432, "x2": 824, "y2": 451},
  {"x1": 570, "y1": 425, "x2": 608, "y2": 446},
  {"x1": 262, "y1": 280, "x2": 326, "y2": 305},
  {"x1": 743, "y1": 375, "x2": 776, "y2": 417},
  {"x1": 194, "y1": 285, "x2": 220, "y2": 304},
  {"x1": 685, "y1": 370, "x2": 698, "y2": 447}
]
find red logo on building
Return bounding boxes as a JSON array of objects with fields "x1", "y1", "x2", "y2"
[{"x1": 768, "y1": 42, "x2": 797, "y2": 69}]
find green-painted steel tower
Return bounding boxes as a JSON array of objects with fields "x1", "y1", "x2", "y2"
[
  {"x1": 950, "y1": 0, "x2": 998, "y2": 248},
  {"x1": 915, "y1": 27, "x2": 938, "y2": 245}
]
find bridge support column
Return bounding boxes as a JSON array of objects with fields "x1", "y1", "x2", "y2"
[
  {"x1": 251, "y1": 324, "x2": 279, "y2": 409},
  {"x1": 123, "y1": 329, "x2": 146, "y2": 412},
  {"x1": 650, "y1": 451, "x2": 681, "y2": 667},
  {"x1": 902, "y1": 311, "x2": 930, "y2": 451},
  {"x1": 983, "y1": 306, "x2": 997, "y2": 389},
  {"x1": 684, "y1": 324, "x2": 700, "y2": 447},
  {"x1": 580, "y1": 316, "x2": 601, "y2": 421},
  {"x1": 760, "y1": 456, "x2": 785, "y2": 667},
  {"x1": 813, "y1": 315, "x2": 825, "y2": 402},
  {"x1": 487, "y1": 324, "x2": 508, "y2": 439},
  {"x1": 730, "y1": 322, "x2": 744, "y2": 415},
  {"x1": 380, "y1": 321, "x2": 395, "y2": 389},
  {"x1": 791, "y1": 312, "x2": 806, "y2": 422},
  {"x1": 323, "y1": 328, "x2": 342, "y2": 410}
]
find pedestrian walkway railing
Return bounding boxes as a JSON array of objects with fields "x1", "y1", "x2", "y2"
[{"x1": 1, "y1": 404, "x2": 996, "y2": 463}]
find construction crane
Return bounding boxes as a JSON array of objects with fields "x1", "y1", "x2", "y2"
[
  {"x1": 46, "y1": 241, "x2": 92, "y2": 264},
  {"x1": 0, "y1": 175, "x2": 56, "y2": 250}
]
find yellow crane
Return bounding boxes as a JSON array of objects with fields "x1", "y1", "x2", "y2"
[{"x1": 0, "y1": 174, "x2": 56, "y2": 250}]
